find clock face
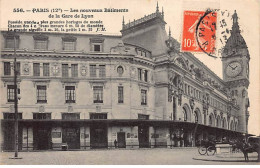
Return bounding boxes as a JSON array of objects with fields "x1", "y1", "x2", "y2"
[{"x1": 226, "y1": 61, "x2": 242, "y2": 77}]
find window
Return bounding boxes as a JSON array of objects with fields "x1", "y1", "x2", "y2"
[
  {"x1": 33, "y1": 63, "x2": 40, "y2": 76},
  {"x1": 7, "y1": 85, "x2": 20, "y2": 102},
  {"x1": 65, "y1": 86, "x2": 76, "y2": 103},
  {"x1": 62, "y1": 64, "x2": 69, "y2": 77},
  {"x1": 90, "y1": 113, "x2": 107, "y2": 119},
  {"x1": 144, "y1": 70, "x2": 148, "y2": 82},
  {"x1": 63, "y1": 41, "x2": 75, "y2": 51},
  {"x1": 182, "y1": 108, "x2": 187, "y2": 121},
  {"x1": 62, "y1": 113, "x2": 80, "y2": 120},
  {"x1": 93, "y1": 86, "x2": 103, "y2": 103},
  {"x1": 4, "y1": 62, "x2": 11, "y2": 75},
  {"x1": 3, "y1": 113, "x2": 22, "y2": 119},
  {"x1": 33, "y1": 113, "x2": 51, "y2": 119},
  {"x1": 5, "y1": 38, "x2": 19, "y2": 48},
  {"x1": 138, "y1": 114, "x2": 149, "y2": 120},
  {"x1": 209, "y1": 115, "x2": 213, "y2": 126},
  {"x1": 90, "y1": 65, "x2": 96, "y2": 77},
  {"x1": 138, "y1": 68, "x2": 142, "y2": 80},
  {"x1": 99, "y1": 65, "x2": 106, "y2": 77},
  {"x1": 118, "y1": 86, "x2": 124, "y2": 103},
  {"x1": 90, "y1": 38, "x2": 104, "y2": 52},
  {"x1": 37, "y1": 85, "x2": 47, "y2": 103},
  {"x1": 35, "y1": 40, "x2": 48, "y2": 50},
  {"x1": 43, "y1": 63, "x2": 49, "y2": 76},
  {"x1": 71, "y1": 64, "x2": 78, "y2": 77},
  {"x1": 94, "y1": 44, "x2": 101, "y2": 52},
  {"x1": 194, "y1": 111, "x2": 198, "y2": 123},
  {"x1": 62, "y1": 36, "x2": 77, "y2": 51},
  {"x1": 141, "y1": 89, "x2": 147, "y2": 105},
  {"x1": 16, "y1": 62, "x2": 20, "y2": 75}
]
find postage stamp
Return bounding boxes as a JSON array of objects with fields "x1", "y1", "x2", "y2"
[{"x1": 181, "y1": 10, "x2": 217, "y2": 56}]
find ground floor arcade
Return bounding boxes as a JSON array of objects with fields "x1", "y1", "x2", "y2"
[{"x1": 1, "y1": 120, "x2": 244, "y2": 151}]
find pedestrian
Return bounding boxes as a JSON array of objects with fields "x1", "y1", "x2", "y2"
[{"x1": 114, "y1": 139, "x2": 118, "y2": 148}]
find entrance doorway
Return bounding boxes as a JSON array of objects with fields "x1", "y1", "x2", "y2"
[
  {"x1": 90, "y1": 124, "x2": 108, "y2": 148},
  {"x1": 138, "y1": 125, "x2": 149, "y2": 148},
  {"x1": 33, "y1": 127, "x2": 52, "y2": 150},
  {"x1": 117, "y1": 132, "x2": 126, "y2": 148},
  {"x1": 62, "y1": 127, "x2": 80, "y2": 149}
]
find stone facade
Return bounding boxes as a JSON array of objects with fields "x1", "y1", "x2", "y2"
[{"x1": 0, "y1": 6, "x2": 249, "y2": 150}]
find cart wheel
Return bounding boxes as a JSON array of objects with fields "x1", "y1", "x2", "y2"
[
  {"x1": 207, "y1": 146, "x2": 216, "y2": 156},
  {"x1": 198, "y1": 147, "x2": 207, "y2": 155}
]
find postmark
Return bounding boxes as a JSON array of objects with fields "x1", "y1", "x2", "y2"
[{"x1": 182, "y1": 10, "x2": 217, "y2": 56}]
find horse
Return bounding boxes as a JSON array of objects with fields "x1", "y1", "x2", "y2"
[{"x1": 234, "y1": 141, "x2": 260, "y2": 162}]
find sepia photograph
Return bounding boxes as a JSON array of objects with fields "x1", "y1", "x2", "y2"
[{"x1": 0, "y1": 0, "x2": 259, "y2": 165}]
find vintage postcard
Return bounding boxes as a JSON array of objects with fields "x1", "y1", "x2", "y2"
[{"x1": 0, "y1": 0, "x2": 259, "y2": 165}]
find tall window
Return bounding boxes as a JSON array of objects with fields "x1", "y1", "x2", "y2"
[
  {"x1": 209, "y1": 115, "x2": 213, "y2": 126},
  {"x1": 16, "y1": 62, "x2": 20, "y2": 75},
  {"x1": 99, "y1": 65, "x2": 106, "y2": 77},
  {"x1": 4, "y1": 62, "x2": 11, "y2": 75},
  {"x1": 118, "y1": 86, "x2": 124, "y2": 103},
  {"x1": 37, "y1": 85, "x2": 47, "y2": 103},
  {"x1": 144, "y1": 70, "x2": 148, "y2": 82},
  {"x1": 33, "y1": 113, "x2": 51, "y2": 119},
  {"x1": 33, "y1": 63, "x2": 40, "y2": 76},
  {"x1": 138, "y1": 68, "x2": 142, "y2": 80},
  {"x1": 141, "y1": 89, "x2": 147, "y2": 105},
  {"x1": 194, "y1": 111, "x2": 198, "y2": 123},
  {"x1": 35, "y1": 40, "x2": 48, "y2": 50},
  {"x1": 90, "y1": 65, "x2": 96, "y2": 77},
  {"x1": 93, "y1": 86, "x2": 103, "y2": 103},
  {"x1": 65, "y1": 86, "x2": 75, "y2": 103},
  {"x1": 71, "y1": 64, "x2": 78, "y2": 77},
  {"x1": 62, "y1": 64, "x2": 69, "y2": 77},
  {"x1": 43, "y1": 63, "x2": 49, "y2": 76},
  {"x1": 7, "y1": 85, "x2": 20, "y2": 102},
  {"x1": 182, "y1": 107, "x2": 187, "y2": 121},
  {"x1": 63, "y1": 41, "x2": 75, "y2": 51}
]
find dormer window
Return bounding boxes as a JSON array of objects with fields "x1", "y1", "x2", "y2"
[
  {"x1": 62, "y1": 36, "x2": 77, "y2": 51},
  {"x1": 90, "y1": 38, "x2": 104, "y2": 52},
  {"x1": 33, "y1": 34, "x2": 48, "y2": 50}
]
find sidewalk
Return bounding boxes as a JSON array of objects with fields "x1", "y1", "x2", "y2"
[{"x1": 193, "y1": 152, "x2": 259, "y2": 162}]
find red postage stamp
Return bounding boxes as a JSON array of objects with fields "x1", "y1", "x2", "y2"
[{"x1": 182, "y1": 10, "x2": 217, "y2": 55}]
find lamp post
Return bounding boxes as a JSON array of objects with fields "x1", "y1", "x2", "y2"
[{"x1": 9, "y1": 31, "x2": 21, "y2": 159}]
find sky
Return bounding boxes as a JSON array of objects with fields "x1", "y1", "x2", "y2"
[{"x1": 0, "y1": 0, "x2": 259, "y2": 135}]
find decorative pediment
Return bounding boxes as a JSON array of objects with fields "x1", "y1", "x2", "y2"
[
  {"x1": 174, "y1": 56, "x2": 189, "y2": 70},
  {"x1": 90, "y1": 37, "x2": 104, "y2": 43},
  {"x1": 32, "y1": 79, "x2": 50, "y2": 87},
  {"x1": 3, "y1": 32, "x2": 19, "y2": 39},
  {"x1": 33, "y1": 34, "x2": 49, "y2": 41},
  {"x1": 62, "y1": 35, "x2": 77, "y2": 42}
]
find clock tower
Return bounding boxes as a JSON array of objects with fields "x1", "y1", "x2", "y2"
[{"x1": 222, "y1": 11, "x2": 250, "y2": 133}]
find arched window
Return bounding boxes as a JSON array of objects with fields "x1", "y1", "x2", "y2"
[
  {"x1": 182, "y1": 107, "x2": 187, "y2": 121},
  {"x1": 230, "y1": 120, "x2": 234, "y2": 130},
  {"x1": 194, "y1": 111, "x2": 198, "y2": 123},
  {"x1": 216, "y1": 116, "x2": 220, "y2": 127},
  {"x1": 222, "y1": 118, "x2": 227, "y2": 129},
  {"x1": 209, "y1": 115, "x2": 213, "y2": 126}
]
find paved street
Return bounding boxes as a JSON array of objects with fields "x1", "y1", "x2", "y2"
[{"x1": 0, "y1": 148, "x2": 259, "y2": 165}]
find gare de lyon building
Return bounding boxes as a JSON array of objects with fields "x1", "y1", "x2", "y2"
[{"x1": 0, "y1": 5, "x2": 250, "y2": 150}]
